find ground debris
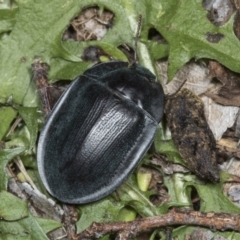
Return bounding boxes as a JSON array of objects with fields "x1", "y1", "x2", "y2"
[
  {"x1": 165, "y1": 88, "x2": 220, "y2": 182},
  {"x1": 205, "y1": 61, "x2": 240, "y2": 107},
  {"x1": 63, "y1": 7, "x2": 114, "y2": 41}
]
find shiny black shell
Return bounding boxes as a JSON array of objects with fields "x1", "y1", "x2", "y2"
[{"x1": 37, "y1": 61, "x2": 164, "y2": 204}]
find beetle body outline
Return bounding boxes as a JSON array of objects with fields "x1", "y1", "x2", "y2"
[{"x1": 37, "y1": 61, "x2": 164, "y2": 204}]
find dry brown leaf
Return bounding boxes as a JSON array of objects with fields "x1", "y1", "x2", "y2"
[
  {"x1": 205, "y1": 61, "x2": 240, "y2": 107},
  {"x1": 157, "y1": 60, "x2": 239, "y2": 140}
]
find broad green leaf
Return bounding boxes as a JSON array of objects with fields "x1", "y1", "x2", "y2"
[
  {"x1": 0, "y1": 147, "x2": 25, "y2": 190},
  {"x1": 0, "y1": 191, "x2": 28, "y2": 221},
  {"x1": 0, "y1": 0, "x2": 80, "y2": 106},
  {"x1": 152, "y1": 0, "x2": 240, "y2": 80},
  {"x1": 0, "y1": 213, "x2": 49, "y2": 240},
  {"x1": 0, "y1": 0, "x2": 166, "y2": 107}
]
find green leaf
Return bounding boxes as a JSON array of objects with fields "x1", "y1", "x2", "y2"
[
  {"x1": 35, "y1": 217, "x2": 62, "y2": 234},
  {"x1": 0, "y1": 0, "x2": 80, "y2": 106},
  {"x1": 155, "y1": 139, "x2": 184, "y2": 165},
  {"x1": 0, "y1": 8, "x2": 18, "y2": 35},
  {"x1": 194, "y1": 180, "x2": 240, "y2": 213},
  {"x1": 0, "y1": 191, "x2": 28, "y2": 221},
  {"x1": 117, "y1": 207, "x2": 137, "y2": 222},
  {"x1": 0, "y1": 147, "x2": 25, "y2": 190},
  {"x1": 150, "y1": 41, "x2": 169, "y2": 60},
  {"x1": 49, "y1": 41, "x2": 128, "y2": 81},
  {"x1": 172, "y1": 226, "x2": 240, "y2": 240},
  {"x1": 0, "y1": 234, "x2": 31, "y2": 240},
  {"x1": 115, "y1": 178, "x2": 160, "y2": 217},
  {"x1": 0, "y1": 0, "x2": 17, "y2": 10},
  {"x1": 76, "y1": 197, "x2": 123, "y2": 233},
  {"x1": 0, "y1": 0, "x2": 161, "y2": 107},
  {"x1": 0, "y1": 106, "x2": 17, "y2": 140},
  {"x1": 0, "y1": 213, "x2": 49, "y2": 240},
  {"x1": 174, "y1": 174, "x2": 240, "y2": 213},
  {"x1": 154, "y1": 126, "x2": 185, "y2": 165},
  {"x1": 0, "y1": 1, "x2": 18, "y2": 35},
  {"x1": 16, "y1": 106, "x2": 38, "y2": 150},
  {"x1": 160, "y1": 174, "x2": 193, "y2": 214},
  {"x1": 153, "y1": 0, "x2": 240, "y2": 80},
  {"x1": 76, "y1": 176, "x2": 161, "y2": 233},
  {"x1": 49, "y1": 58, "x2": 92, "y2": 82}
]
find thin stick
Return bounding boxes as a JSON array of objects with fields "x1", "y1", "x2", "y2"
[
  {"x1": 74, "y1": 209, "x2": 240, "y2": 240},
  {"x1": 134, "y1": 14, "x2": 142, "y2": 63},
  {"x1": 166, "y1": 79, "x2": 188, "y2": 99},
  {"x1": 14, "y1": 156, "x2": 38, "y2": 189},
  {"x1": 32, "y1": 57, "x2": 53, "y2": 117}
]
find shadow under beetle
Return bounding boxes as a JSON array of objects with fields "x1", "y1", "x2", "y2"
[{"x1": 37, "y1": 61, "x2": 165, "y2": 204}]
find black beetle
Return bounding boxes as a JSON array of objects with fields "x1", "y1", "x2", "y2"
[{"x1": 37, "y1": 61, "x2": 164, "y2": 204}]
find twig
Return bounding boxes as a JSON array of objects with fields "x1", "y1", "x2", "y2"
[
  {"x1": 32, "y1": 57, "x2": 53, "y2": 117},
  {"x1": 14, "y1": 156, "x2": 38, "y2": 189},
  {"x1": 74, "y1": 209, "x2": 240, "y2": 240},
  {"x1": 6, "y1": 117, "x2": 22, "y2": 137},
  {"x1": 134, "y1": 14, "x2": 142, "y2": 63},
  {"x1": 62, "y1": 204, "x2": 78, "y2": 239}
]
